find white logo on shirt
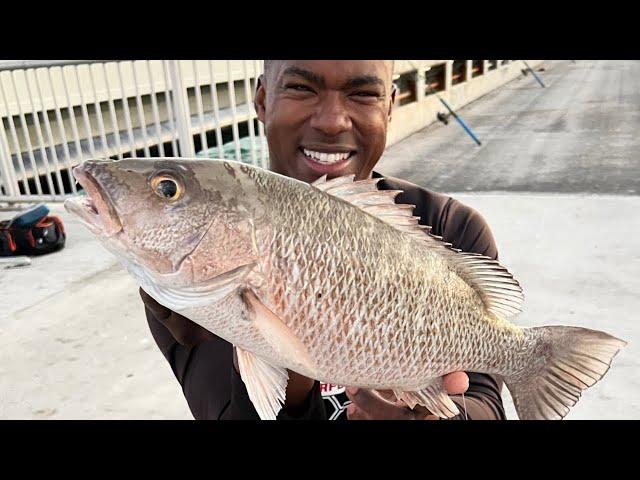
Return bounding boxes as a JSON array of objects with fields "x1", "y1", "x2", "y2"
[{"x1": 320, "y1": 383, "x2": 345, "y2": 397}]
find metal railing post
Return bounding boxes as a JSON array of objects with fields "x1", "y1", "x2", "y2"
[
  {"x1": 0, "y1": 125, "x2": 19, "y2": 197},
  {"x1": 167, "y1": 60, "x2": 195, "y2": 158},
  {"x1": 415, "y1": 69, "x2": 425, "y2": 102}
]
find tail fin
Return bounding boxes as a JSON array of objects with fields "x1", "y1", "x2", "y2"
[{"x1": 504, "y1": 326, "x2": 626, "y2": 420}]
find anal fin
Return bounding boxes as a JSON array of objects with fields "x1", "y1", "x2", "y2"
[
  {"x1": 236, "y1": 347, "x2": 288, "y2": 420},
  {"x1": 393, "y1": 378, "x2": 460, "y2": 419}
]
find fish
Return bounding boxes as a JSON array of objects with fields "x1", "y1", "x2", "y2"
[{"x1": 64, "y1": 157, "x2": 627, "y2": 420}]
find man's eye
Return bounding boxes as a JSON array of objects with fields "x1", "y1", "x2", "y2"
[
  {"x1": 285, "y1": 83, "x2": 314, "y2": 93},
  {"x1": 352, "y1": 91, "x2": 382, "y2": 100}
]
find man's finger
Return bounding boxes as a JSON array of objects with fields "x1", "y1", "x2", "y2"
[
  {"x1": 346, "y1": 402, "x2": 386, "y2": 420},
  {"x1": 345, "y1": 388, "x2": 411, "y2": 419},
  {"x1": 443, "y1": 371, "x2": 469, "y2": 395},
  {"x1": 346, "y1": 403, "x2": 366, "y2": 420},
  {"x1": 375, "y1": 389, "x2": 397, "y2": 402}
]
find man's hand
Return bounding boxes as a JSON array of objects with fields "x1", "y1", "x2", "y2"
[
  {"x1": 345, "y1": 372, "x2": 469, "y2": 420},
  {"x1": 139, "y1": 287, "x2": 217, "y2": 347}
]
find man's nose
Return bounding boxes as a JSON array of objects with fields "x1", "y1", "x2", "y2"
[{"x1": 309, "y1": 93, "x2": 352, "y2": 136}]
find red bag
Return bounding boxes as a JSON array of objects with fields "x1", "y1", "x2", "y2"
[{"x1": 0, "y1": 220, "x2": 17, "y2": 256}]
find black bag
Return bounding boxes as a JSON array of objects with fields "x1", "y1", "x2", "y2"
[
  {"x1": 12, "y1": 215, "x2": 66, "y2": 255},
  {"x1": 0, "y1": 220, "x2": 17, "y2": 256},
  {"x1": 0, "y1": 203, "x2": 66, "y2": 256}
]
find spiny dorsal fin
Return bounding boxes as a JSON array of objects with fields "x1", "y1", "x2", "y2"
[
  {"x1": 311, "y1": 174, "x2": 524, "y2": 319},
  {"x1": 311, "y1": 174, "x2": 355, "y2": 190}
]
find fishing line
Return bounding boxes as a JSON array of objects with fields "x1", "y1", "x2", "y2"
[{"x1": 462, "y1": 392, "x2": 468, "y2": 420}]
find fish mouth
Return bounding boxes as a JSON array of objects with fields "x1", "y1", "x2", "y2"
[{"x1": 64, "y1": 165, "x2": 123, "y2": 236}]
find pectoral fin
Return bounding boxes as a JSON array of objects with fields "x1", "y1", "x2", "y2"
[{"x1": 241, "y1": 289, "x2": 316, "y2": 377}]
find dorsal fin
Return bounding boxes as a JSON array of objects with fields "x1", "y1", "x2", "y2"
[
  {"x1": 311, "y1": 174, "x2": 355, "y2": 190},
  {"x1": 311, "y1": 174, "x2": 524, "y2": 319}
]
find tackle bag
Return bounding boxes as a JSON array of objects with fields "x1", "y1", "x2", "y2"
[
  {"x1": 0, "y1": 204, "x2": 66, "y2": 256},
  {"x1": 0, "y1": 221, "x2": 17, "y2": 256}
]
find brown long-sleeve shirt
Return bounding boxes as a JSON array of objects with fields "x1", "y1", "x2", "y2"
[{"x1": 145, "y1": 172, "x2": 506, "y2": 420}]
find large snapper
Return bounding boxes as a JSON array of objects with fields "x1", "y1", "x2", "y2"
[{"x1": 65, "y1": 158, "x2": 626, "y2": 420}]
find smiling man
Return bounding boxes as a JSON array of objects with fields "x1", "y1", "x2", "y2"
[
  {"x1": 139, "y1": 60, "x2": 506, "y2": 420},
  {"x1": 262, "y1": 61, "x2": 391, "y2": 184}
]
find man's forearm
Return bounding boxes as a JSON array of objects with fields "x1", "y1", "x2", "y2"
[{"x1": 145, "y1": 306, "x2": 236, "y2": 419}]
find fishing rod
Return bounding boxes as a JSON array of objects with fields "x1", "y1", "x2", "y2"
[
  {"x1": 429, "y1": 86, "x2": 482, "y2": 146},
  {"x1": 424, "y1": 76, "x2": 483, "y2": 146},
  {"x1": 400, "y1": 61, "x2": 483, "y2": 146},
  {"x1": 521, "y1": 60, "x2": 546, "y2": 88}
]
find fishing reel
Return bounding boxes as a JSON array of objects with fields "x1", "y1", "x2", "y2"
[{"x1": 437, "y1": 112, "x2": 450, "y2": 125}]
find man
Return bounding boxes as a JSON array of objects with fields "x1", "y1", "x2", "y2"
[{"x1": 140, "y1": 60, "x2": 506, "y2": 420}]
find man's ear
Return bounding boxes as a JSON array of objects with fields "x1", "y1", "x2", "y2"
[
  {"x1": 254, "y1": 74, "x2": 267, "y2": 123},
  {"x1": 388, "y1": 82, "x2": 397, "y2": 122}
]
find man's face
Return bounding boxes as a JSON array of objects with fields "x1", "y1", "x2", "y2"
[{"x1": 255, "y1": 60, "x2": 395, "y2": 183}]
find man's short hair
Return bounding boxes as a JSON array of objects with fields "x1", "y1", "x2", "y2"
[{"x1": 263, "y1": 60, "x2": 395, "y2": 81}]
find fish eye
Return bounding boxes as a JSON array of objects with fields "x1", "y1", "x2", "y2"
[{"x1": 150, "y1": 174, "x2": 183, "y2": 202}]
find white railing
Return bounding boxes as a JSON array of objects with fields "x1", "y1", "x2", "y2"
[
  {"x1": 0, "y1": 59, "x2": 532, "y2": 203},
  {"x1": 0, "y1": 60, "x2": 267, "y2": 202}
]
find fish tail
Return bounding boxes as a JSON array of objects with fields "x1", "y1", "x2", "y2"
[{"x1": 504, "y1": 326, "x2": 626, "y2": 420}]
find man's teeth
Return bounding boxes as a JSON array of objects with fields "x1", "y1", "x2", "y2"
[{"x1": 303, "y1": 149, "x2": 351, "y2": 164}]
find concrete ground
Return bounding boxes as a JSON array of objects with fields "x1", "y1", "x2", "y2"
[
  {"x1": 380, "y1": 60, "x2": 640, "y2": 195},
  {"x1": 1, "y1": 60, "x2": 638, "y2": 419},
  {"x1": 0, "y1": 204, "x2": 192, "y2": 419},
  {"x1": 448, "y1": 194, "x2": 639, "y2": 420}
]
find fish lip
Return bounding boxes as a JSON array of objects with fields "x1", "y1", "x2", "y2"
[{"x1": 64, "y1": 165, "x2": 123, "y2": 236}]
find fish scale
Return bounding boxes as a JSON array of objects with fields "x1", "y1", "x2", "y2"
[{"x1": 251, "y1": 173, "x2": 497, "y2": 386}]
